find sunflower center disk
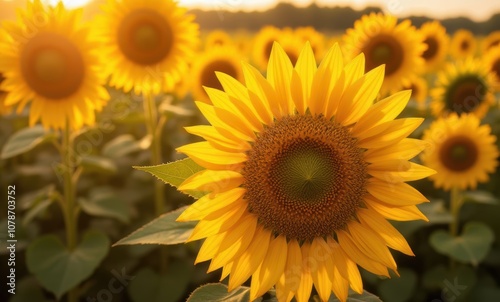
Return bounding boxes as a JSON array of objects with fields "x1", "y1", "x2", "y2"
[
  {"x1": 460, "y1": 40, "x2": 470, "y2": 51},
  {"x1": 492, "y1": 59, "x2": 500, "y2": 79},
  {"x1": 242, "y1": 115, "x2": 368, "y2": 242},
  {"x1": 446, "y1": 76, "x2": 486, "y2": 114},
  {"x1": 365, "y1": 35, "x2": 404, "y2": 76},
  {"x1": 440, "y1": 136, "x2": 478, "y2": 171},
  {"x1": 21, "y1": 32, "x2": 84, "y2": 99},
  {"x1": 423, "y1": 37, "x2": 439, "y2": 60},
  {"x1": 118, "y1": 9, "x2": 173, "y2": 65}
]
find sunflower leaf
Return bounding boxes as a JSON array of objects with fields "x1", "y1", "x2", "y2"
[
  {"x1": 26, "y1": 230, "x2": 110, "y2": 299},
  {"x1": 113, "y1": 206, "x2": 196, "y2": 246},
  {"x1": 463, "y1": 191, "x2": 499, "y2": 205},
  {"x1": 429, "y1": 221, "x2": 495, "y2": 266},
  {"x1": 102, "y1": 134, "x2": 145, "y2": 158},
  {"x1": 1, "y1": 125, "x2": 57, "y2": 159},
  {"x1": 328, "y1": 290, "x2": 383, "y2": 301},
  {"x1": 134, "y1": 158, "x2": 206, "y2": 199},
  {"x1": 187, "y1": 283, "x2": 254, "y2": 302}
]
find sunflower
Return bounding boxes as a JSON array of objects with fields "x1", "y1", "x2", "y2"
[
  {"x1": 484, "y1": 45, "x2": 500, "y2": 91},
  {"x1": 252, "y1": 26, "x2": 282, "y2": 70},
  {"x1": 191, "y1": 46, "x2": 244, "y2": 104},
  {"x1": 450, "y1": 29, "x2": 476, "y2": 59},
  {"x1": 343, "y1": 13, "x2": 425, "y2": 94},
  {"x1": 0, "y1": 72, "x2": 11, "y2": 115},
  {"x1": 205, "y1": 30, "x2": 233, "y2": 49},
  {"x1": 94, "y1": 0, "x2": 199, "y2": 96},
  {"x1": 481, "y1": 30, "x2": 500, "y2": 54},
  {"x1": 421, "y1": 113, "x2": 498, "y2": 191},
  {"x1": 177, "y1": 42, "x2": 434, "y2": 302},
  {"x1": 0, "y1": 0, "x2": 109, "y2": 130},
  {"x1": 418, "y1": 21, "x2": 450, "y2": 71},
  {"x1": 430, "y1": 58, "x2": 495, "y2": 118},
  {"x1": 401, "y1": 75, "x2": 428, "y2": 110}
]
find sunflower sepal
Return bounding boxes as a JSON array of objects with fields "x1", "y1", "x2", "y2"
[
  {"x1": 113, "y1": 206, "x2": 196, "y2": 246},
  {"x1": 133, "y1": 158, "x2": 206, "y2": 199}
]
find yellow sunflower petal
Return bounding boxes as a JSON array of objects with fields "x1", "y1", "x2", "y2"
[
  {"x1": 367, "y1": 179, "x2": 429, "y2": 206},
  {"x1": 357, "y1": 208, "x2": 414, "y2": 256},
  {"x1": 176, "y1": 141, "x2": 247, "y2": 170},
  {"x1": 228, "y1": 226, "x2": 271, "y2": 291},
  {"x1": 250, "y1": 235, "x2": 288, "y2": 300}
]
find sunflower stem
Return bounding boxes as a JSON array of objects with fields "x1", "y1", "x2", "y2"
[
  {"x1": 143, "y1": 93, "x2": 168, "y2": 272},
  {"x1": 449, "y1": 186, "x2": 462, "y2": 269},
  {"x1": 61, "y1": 123, "x2": 79, "y2": 302}
]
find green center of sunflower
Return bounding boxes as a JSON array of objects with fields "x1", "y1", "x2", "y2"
[
  {"x1": 21, "y1": 32, "x2": 84, "y2": 100},
  {"x1": 439, "y1": 135, "x2": 478, "y2": 171},
  {"x1": 364, "y1": 34, "x2": 404, "y2": 76},
  {"x1": 242, "y1": 114, "x2": 368, "y2": 242},
  {"x1": 423, "y1": 37, "x2": 439, "y2": 60},
  {"x1": 445, "y1": 75, "x2": 486, "y2": 114},
  {"x1": 118, "y1": 9, "x2": 173, "y2": 65},
  {"x1": 200, "y1": 59, "x2": 238, "y2": 93}
]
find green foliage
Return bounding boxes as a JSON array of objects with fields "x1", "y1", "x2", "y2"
[
  {"x1": 129, "y1": 261, "x2": 193, "y2": 302},
  {"x1": 79, "y1": 188, "x2": 131, "y2": 223},
  {"x1": 430, "y1": 222, "x2": 495, "y2": 266},
  {"x1": 26, "y1": 230, "x2": 110, "y2": 299},
  {"x1": 378, "y1": 269, "x2": 417, "y2": 302},
  {"x1": 1, "y1": 125, "x2": 56, "y2": 159},
  {"x1": 114, "y1": 206, "x2": 196, "y2": 246},
  {"x1": 134, "y1": 158, "x2": 206, "y2": 198}
]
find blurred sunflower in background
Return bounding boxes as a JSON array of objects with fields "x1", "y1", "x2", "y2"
[
  {"x1": 94, "y1": 0, "x2": 199, "y2": 96},
  {"x1": 0, "y1": 71, "x2": 11, "y2": 115},
  {"x1": 0, "y1": 0, "x2": 109, "y2": 130},
  {"x1": 295, "y1": 26, "x2": 325, "y2": 61},
  {"x1": 252, "y1": 25, "x2": 282, "y2": 70},
  {"x1": 277, "y1": 28, "x2": 304, "y2": 66},
  {"x1": 421, "y1": 113, "x2": 499, "y2": 191},
  {"x1": 402, "y1": 75, "x2": 428, "y2": 110},
  {"x1": 343, "y1": 13, "x2": 425, "y2": 94},
  {"x1": 177, "y1": 42, "x2": 434, "y2": 302},
  {"x1": 481, "y1": 30, "x2": 500, "y2": 54},
  {"x1": 484, "y1": 45, "x2": 500, "y2": 91},
  {"x1": 191, "y1": 45, "x2": 244, "y2": 104},
  {"x1": 419, "y1": 21, "x2": 450, "y2": 72},
  {"x1": 431, "y1": 58, "x2": 495, "y2": 118},
  {"x1": 450, "y1": 29, "x2": 476, "y2": 59},
  {"x1": 205, "y1": 30, "x2": 233, "y2": 49}
]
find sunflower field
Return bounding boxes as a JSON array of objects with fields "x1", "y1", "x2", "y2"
[{"x1": 1, "y1": 0, "x2": 500, "y2": 302}]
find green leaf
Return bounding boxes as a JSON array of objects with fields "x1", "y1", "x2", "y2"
[
  {"x1": 10, "y1": 277, "x2": 52, "y2": 302},
  {"x1": 463, "y1": 191, "x2": 499, "y2": 205},
  {"x1": 187, "y1": 284, "x2": 251, "y2": 302},
  {"x1": 102, "y1": 134, "x2": 145, "y2": 158},
  {"x1": 79, "y1": 188, "x2": 130, "y2": 223},
  {"x1": 1, "y1": 125, "x2": 56, "y2": 159},
  {"x1": 80, "y1": 155, "x2": 117, "y2": 174},
  {"x1": 430, "y1": 221, "x2": 495, "y2": 266},
  {"x1": 114, "y1": 206, "x2": 196, "y2": 246},
  {"x1": 328, "y1": 290, "x2": 383, "y2": 302},
  {"x1": 378, "y1": 269, "x2": 417, "y2": 302},
  {"x1": 134, "y1": 158, "x2": 205, "y2": 198},
  {"x1": 22, "y1": 199, "x2": 53, "y2": 226},
  {"x1": 26, "y1": 230, "x2": 110, "y2": 299},
  {"x1": 420, "y1": 200, "x2": 453, "y2": 224},
  {"x1": 129, "y1": 261, "x2": 193, "y2": 302}
]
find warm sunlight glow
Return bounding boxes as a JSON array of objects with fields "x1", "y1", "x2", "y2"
[{"x1": 47, "y1": 0, "x2": 91, "y2": 8}]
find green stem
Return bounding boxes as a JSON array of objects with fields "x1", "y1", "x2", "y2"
[
  {"x1": 61, "y1": 124, "x2": 78, "y2": 302},
  {"x1": 449, "y1": 186, "x2": 462, "y2": 269},
  {"x1": 143, "y1": 93, "x2": 167, "y2": 272}
]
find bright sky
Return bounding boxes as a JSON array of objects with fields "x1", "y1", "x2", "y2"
[{"x1": 177, "y1": 0, "x2": 500, "y2": 22}]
